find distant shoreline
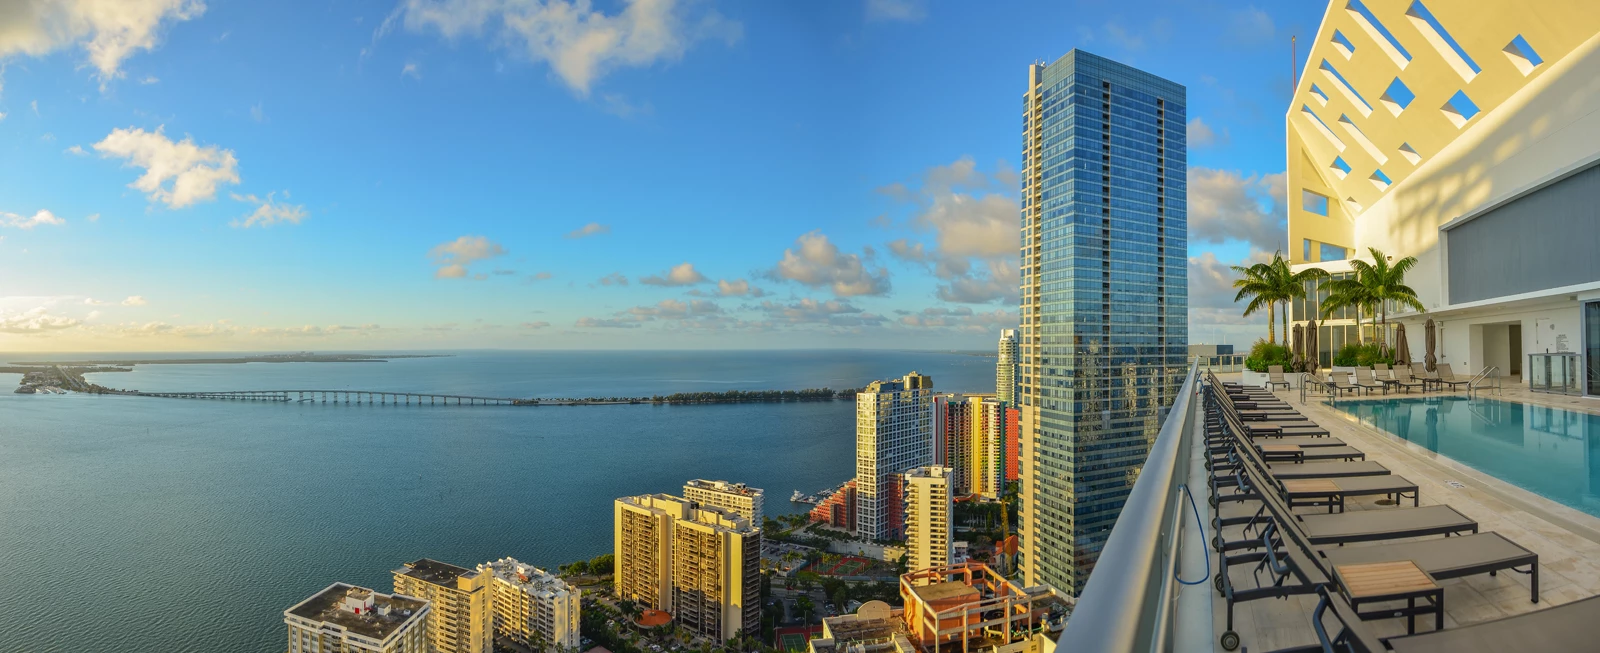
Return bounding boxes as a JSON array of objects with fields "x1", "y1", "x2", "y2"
[{"x1": 8, "y1": 354, "x2": 449, "y2": 366}]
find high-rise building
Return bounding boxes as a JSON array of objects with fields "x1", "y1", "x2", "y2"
[
  {"x1": 392, "y1": 559, "x2": 494, "y2": 653},
  {"x1": 285, "y1": 583, "x2": 431, "y2": 653},
  {"x1": 855, "y1": 371, "x2": 935, "y2": 541},
  {"x1": 614, "y1": 493, "x2": 761, "y2": 643},
  {"x1": 808, "y1": 480, "x2": 856, "y2": 530},
  {"x1": 970, "y1": 398, "x2": 1008, "y2": 500},
  {"x1": 683, "y1": 479, "x2": 765, "y2": 525},
  {"x1": 934, "y1": 394, "x2": 974, "y2": 495},
  {"x1": 478, "y1": 558, "x2": 581, "y2": 652},
  {"x1": 902, "y1": 466, "x2": 953, "y2": 573},
  {"x1": 1283, "y1": 1, "x2": 1600, "y2": 394},
  {"x1": 1018, "y1": 50, "x2": 1188, "y2": 594},
  {"x1": 996, "y1": 329, "x2": 1019, "y2": 405}
]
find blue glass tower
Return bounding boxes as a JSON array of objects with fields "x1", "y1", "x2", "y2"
[{"x1": 1017, "y1": 50, "x2": 1188, "y2": 594}]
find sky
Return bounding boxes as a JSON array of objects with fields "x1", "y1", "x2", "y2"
[{"x1": 0, "y1": 0, "x2": 1328, "y2": 352}]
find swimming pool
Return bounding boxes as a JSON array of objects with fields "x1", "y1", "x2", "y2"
[{"x1": 1333, "y1": 397, "x2": 1600, "y2": 518}]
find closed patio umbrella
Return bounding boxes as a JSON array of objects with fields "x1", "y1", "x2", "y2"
[
  {"x1": 1424, "y1": 318, "x2": 1438, "y2": 372},
  {"x1": 1305, "y1": 318, "x2": 1319, "y2": 373},
  {"x1": 1394, "y1": 323, "x2": 1411, "y2": 366}
]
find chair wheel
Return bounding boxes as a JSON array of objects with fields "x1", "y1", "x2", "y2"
[
  {"x1": 1212, "y1": 535, "x2": 1222, "y2": 551},
  {"x1": 1209, "y1": 496, "x2": 1218, "y2": 508},
  {"x1": 1220, "y1": 630, "x2": 1240, "y2": 651},
  {"x1": 1214, "y1": 573, "x2": 1225, "y2": 594}
]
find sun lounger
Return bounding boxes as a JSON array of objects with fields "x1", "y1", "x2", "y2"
[
  {"x1": 1280, "y1": 475, "x2": 1420, "y2": 512},
  {"x1": 1256, "y1": 444, "x2": 1365, "y2": 462},
  {"x1": 1353, "y1": 368, "x2": 1388, "y2": 395},
  {"x1": 1267, "y1": 460, "x2": 1390, "y2": 480},
  {"x1": 1328, "y1": 373, "x2": 1366, "y2": 396},
  {"x1": 1319, "y1": 532, "x2": 1539, "y2": 602},
  {"x1": 1297, "y1": 505, "x2": 1476, "y2": 545},
  {"x1": 1250, "y1": 434, "x2": 1346, "y2": 447},
  {"x1": 1412, "y1": 363, "x2": 1440, "y2": 390},
  {"x1": 1386, "y1": 366, "x2": 1427, "y2": 393},
  {"x1": 1436, "y1": 363, "x2": 1472, "y2": 391},
  {"x1": 1386, "y1": 594, "x2": 1600, "y2": 653}
]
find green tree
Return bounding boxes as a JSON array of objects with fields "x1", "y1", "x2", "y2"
[
  {"x1": 794, "y1": 596, "x2": 815, "y2": 624},
  {"x1": 1231, "y1": 260, "x2": 1282, "y2": 343},
  {"x1": 1347, "y1": 247, "x2": 1426, "y2": 353},
  {"x1": 590, "y1": 553, "x2": 615, "y2": 575}
]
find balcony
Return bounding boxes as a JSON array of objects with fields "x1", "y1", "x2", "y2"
[{"x1": 1057, "y1": 362, "x2": 1600, "y2": 652}]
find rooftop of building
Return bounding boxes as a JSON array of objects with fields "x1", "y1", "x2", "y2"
[
  {"x1": 684, "y1": 479, "x2": 764, "y2": 497},
  {"x1": 910, "y1": 581, "x2": 980, "y2": 605},
  {"x1": 480, "y1": 557, "x2": 575, "y2": 594},
  {"x1": 285, "y1": 583, "x2": 427, "y2": 641},
  {"x1": 395, "y1": 558, "x2": 479, "y2": 587}
]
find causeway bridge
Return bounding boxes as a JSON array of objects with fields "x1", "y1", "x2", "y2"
[{"x1": 128, "y1": 389, "x2": 534, "y2": 406}]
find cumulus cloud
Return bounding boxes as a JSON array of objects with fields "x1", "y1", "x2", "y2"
[
  {"x1": 521, "y1": 321, "x2": 551, "y2": 329},
  {"x1": 897, "y1": 305, "x2": 1017, "y2": 332},
  {"x1": 401, "y1": 62, "x2": 420, "y2": 78},
  {"x1": 1188, "y1": 117, "x2": 1227, "y2": 148},
  {"x1": 0, "y1": 306, "x2": 79, "y2": 333},
  {"x1": 392, "y1": 0, "x2": 742, "y2": 97},
  {"x1": 429, "y1": 235, "x2": 507, "y2": 279},
  {"x1": 565, "y1": 222, "x2": 610, "y2": 239},
  {"x1": 595, "y1": 272, "x2": 628, "y2": 286},
  {"x1": 1188, "y1": 167, "x2": 1286, "y2": 252},
  {"x1": 230, "y1": 191, "x2": 307, "y2": 228},
  {"x1": 625, "y1": 298, "x2": 721, "y2": 319},
  {"x1": 93, "y1": 126, "x2": 240, "y2": 208},
  {"x1": 121, "y1": 295, "x2": 147, "y2": 306},
  {"x1": 640, "y1": 262, "x2": 707, "y2": 286},
  {"x1": 0, "y1": 0, "x2": 205, "y2": 86},
  {"x1": 526, "y1": 271, "x2": 554, "y2": 283},
  {"x1": 756, "y1": 298, "x2": 885, "y2": 327},
  {"x1": 879, "y1": 157, "x2": 1018, "y2": 303},
  {"x1": 576, "y1": 316, "x2": 641, "y2": 328},
  {"x1": 689, "y1": 278, "x2": 766, "y2": 298},
  {"x1": 770, "y1": 231, "x2": 890, "y2": 297},
  {"x1": 865, "y1": 0, "x2": 925, "y2": 22},
  {"x1": 0, "y1": 209, "x2": 64, "y2": 228}
]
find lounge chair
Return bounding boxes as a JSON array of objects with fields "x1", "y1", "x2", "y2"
[
  {"x1": 1319, "y1": 532, "x2": 1539, "y2": 602},
  {"x1": 1328, "y1": 372, "x2": 1366, "y2": 396},
  {"x1": 1386, "y1": 366, "x2": 1427, "y2": 394},
  {"x1": 1412, "y1": 363, "x2": 1439, "y2": 390},
  {"x1": 1386, "y1": 593, "x2": 1600, "y2": 653},
  {"x1": 1297, "y1": 505, "x2": 1476, "y2": 545},
  {"x1": 1374, "y1": 362, "x2": 1390, "y2": 378},
  {"x1": 1266, "y1": 365, "x2": 1292, "y2": 391},
  {"x1": 1279, "y1": 475, "x2": 1421, "y2": 512},
  {"x1": 1353, "y1": 368, "x2": 1388, "y2": 395},
  {"x1": 1266, "y1": 460, "x2": 1391, "y2": 480},
  {"x1": 1436, "y1": 363, "x2": 1473, "y2": 391},
  {"x1": 1256, "y1": 443, "x2": 1366, "y2": 462}
]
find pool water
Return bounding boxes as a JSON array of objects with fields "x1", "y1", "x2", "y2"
[{"x1": 1334, "y1": 397, "x2": 1600, "y2": 517}]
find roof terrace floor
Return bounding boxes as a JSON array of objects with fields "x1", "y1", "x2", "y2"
[{"x1": 1206, "y1": 374, "x2": 1600, "y2": 652}]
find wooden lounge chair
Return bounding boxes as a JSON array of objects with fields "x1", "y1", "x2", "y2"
[
  {"x1": 1386, "y1": 366, "x2": 1427, "y2": 394},
  {"x1": 1266, "y1": 365, "x2": 1292, "y2": 391},
  {"x1": 1387, "y1": 594, "x2": 1600, "y2": 653},
  {"x1": 1436, "y1": 363, "x2": 1472, "y2": 391},
  {"x1": 1353, "y1": 368, "x2": 1387, "y2": 395},
  {"x1": 1279, "y1": 475, "x2": 1420, "y2": 512}
]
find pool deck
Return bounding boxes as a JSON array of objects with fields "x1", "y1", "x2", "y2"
[{"x1": 1209, "y1": 373, "x2": 1600, "y2": 652}]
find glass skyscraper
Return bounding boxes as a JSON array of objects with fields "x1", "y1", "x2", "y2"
[{"x1": 1016, "y1": 50, "x2": 1188, "y2": 595}]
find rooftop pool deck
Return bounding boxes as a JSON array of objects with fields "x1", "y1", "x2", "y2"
[{"x1": 1207, "y1": 374, "x2": 1600, "y2": 652}]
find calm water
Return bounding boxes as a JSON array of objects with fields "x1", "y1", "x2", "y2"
[
  {"x1": 1334, "y1": 397, "x2": 1600, "y2": 516},
  {"x1": 0, "y1": 350, "x2": 994, "y2": 653}
]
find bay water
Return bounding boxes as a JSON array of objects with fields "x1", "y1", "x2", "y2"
[{"x1": 0, "y1": 350, "x2": 994, "y2": 653}]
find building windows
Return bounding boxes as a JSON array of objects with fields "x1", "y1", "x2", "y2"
[
  {"x1": 1345, "y1": 0, "x2": 1412, "y2": 69},
  {"x1": 1406, "y1": 1, "x2": 1480, "y2": 81},
  {"x1": 1302, "y1": 189, "x2": 1329, "y2": 216},
  {"x1": 1504, "y1": 35, "x2": 1544, "y2": 76},
  {"x1": 1442, "y1": 89, "x2": 1481, "y2": 127},
  {"x1": 1320, "y1": 242, "x2": 1349, "y2": 262},
  {"x1": 1331, "y1": 30, "x2": 1356, "y2": 59},
  {"x1": 1369, "y1": 168, "x2": 1392, "y2": 190},
  {"x1": 1330, "y1": 156, "x2": 1352, "y2": 179},
  {"x1": 1380, "y1": 78, "x2": 1414, "y2": 116}
]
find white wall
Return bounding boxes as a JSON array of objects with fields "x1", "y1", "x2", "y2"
[{"x1": 1405, "y1": 303, "x2": 1581, "y2": 382}]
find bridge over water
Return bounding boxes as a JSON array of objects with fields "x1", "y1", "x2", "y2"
[{"x1": 129, "y1": 389, "x2": 533, "y2": 406}]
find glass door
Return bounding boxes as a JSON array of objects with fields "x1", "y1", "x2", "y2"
[{"x1": 1587, "y1": 302, "x2": 1600, "y2": 396}]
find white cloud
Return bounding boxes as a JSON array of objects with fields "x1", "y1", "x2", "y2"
[
  {"x1": 564, "y1": 222, "x2": 610, "y2": 239},
  {"x1": 429, "y1": 235, "x2": 507, "y2": 279},
  {"x1": 230, "y1": 191, "x2": 307, "y2": 228},
  {"x1": 0, "y1": 306, "x2": 79, "y2": 333},
  {"x1": 0, "y1": 210, "x2": 64, "y2": 228},
  {"x1": 640, "y1": 262, "x2": 707, "y2": 286},
  {"x1": 521, "y1": 321, "x2": 551, "y2": 329},
  {"x1": 690, "y1": 278, "x2": 766, "y2": 298},
  {"x1": 394, "y1": 0, "x2": 742, "y2": 97},
  {"x1": 865, "y1": 0, "x2": 925, "y2": 22},
  {"x1": 139, "y1": 75, "x2": 158, "y2": 84},
  {"x1": 401, "y1": 61, "x2": 420, "y2": 78},
  {"x1": 576, "y1": 316, "x2": 641, "y2": 328},
  {"x1": 1188, "y1": 117, "x2": 1228, "y2": 148},
  {"x1": 757, "y1": 298, "x2": 885, "y2": 327},
  {"x1": 770, "y1": 231, "x2": 890, "y2": 297},
  {"x1": 1188, "y1": 167, "x2": 1286, "y2": 252},
  {"x1": 0, "y1": 0, "x2": 205, "y2": 86},
  {"x1": 93, "y1": 126, "x2": 240, "y2": 208},
  {"x1": 897, "y1": 305, "x2": 1016, "y2": 332},
  {"x1": 0, "y1": 111, "x2": 7, "y2": 121},
  {"x1": 596, "y1": 272, "x2": 628, "y2": 286},
  {"x1": 86, "y1": 213, "x2": 100, "y2": 222},
  {"x1": 879, "y1": 157, "x2": 1018, "y2": 303},
  {"x1": 625, "y1": 298, "x2": 721, "y2": 319},
  {"x1": 249, "y1": 103, "x2": 265, "y2": 123},
  {"x1": 121, "y1": 295, "x2": 147, "y2": 305},
  {"x1": 64, "y1": 144, "x2": 88, "y2": 155}
]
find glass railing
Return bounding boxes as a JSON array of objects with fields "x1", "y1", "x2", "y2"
[
  {"x1": 1196, "y1": 354, "x2": 1246, "y2": 373},
  {"x1": 1055, "y1": 360, "x2": 1204, "y2": 651},
  {"x1": 1528, "y1": 352, "x2": 1582, "y2": 395}
]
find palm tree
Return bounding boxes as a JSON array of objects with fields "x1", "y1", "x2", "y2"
[
  {"x1": 1321, "y1": 272, "x2": 1377, "y2": 345},
  {"x1": 1347, "y1": 247, "x2": 1426, "y2": 351},
  {"x1": 1270, "y1": 256, "x2": 1329, "y2": 346},
  {"x1": 1231, "y1": 261, "x2": 1282, "y2": 343}
]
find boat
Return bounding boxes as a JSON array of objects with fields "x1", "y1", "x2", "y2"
[{"x1": 791, "y1": 490, "x2": 820, "y2": 504}]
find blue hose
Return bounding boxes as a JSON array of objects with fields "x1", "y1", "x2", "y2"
[{"x1": 1175, "y1": 483, "x2": 1211, "y2": 586}]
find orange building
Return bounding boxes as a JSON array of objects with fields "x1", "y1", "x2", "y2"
[{"x1": 809, "y1": 481, "x2": 856, "y2": 531}]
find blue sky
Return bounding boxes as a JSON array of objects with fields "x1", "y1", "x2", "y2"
[{"x1": 0, "y1": 0, "x2": 1325, "y2": 351}]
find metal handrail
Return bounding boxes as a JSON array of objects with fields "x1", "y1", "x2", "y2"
[
  {"x1": 1299, "y1": 372, "x2": 1336, "y2": 406},
  {"x1": 1467, "y1": 366, "x2": 1501, "y2": 399},
  {"x1": 1056, "y1": 360, "x2": 1200, "y2": 652}
]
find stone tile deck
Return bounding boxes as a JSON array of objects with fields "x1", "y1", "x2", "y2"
[{"x1": 1206, "y1": 373, "x2": 1600, "y2": 652}]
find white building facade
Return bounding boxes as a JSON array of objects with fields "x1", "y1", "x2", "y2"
[
  {"x1": 855, "y1": 372, "x2": 935, "y2": 541},
  {"x1": 478, "y1": 558, "x2": 581, "y2": 652}
]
